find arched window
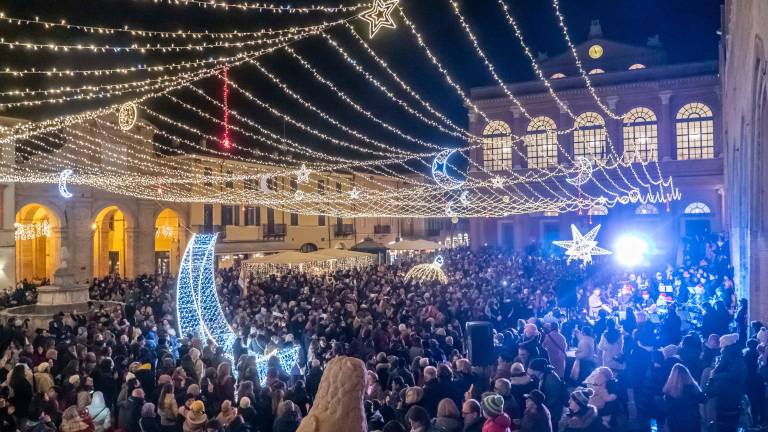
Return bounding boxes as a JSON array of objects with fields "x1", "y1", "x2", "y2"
[
  {"x1": 676, "y1": 102, "x2": 715, "y2": 160},
  {"x1": 525, "y1": 116, "x2": 558, "y2": 168},
  {"x1": 588, "y1": 205, "x2": 608, "y2": 216},
  {"x1": 635, "y1": 203, "x2": 659, "y2": 215},
  {"x1": 684, "y1": 202, "x2": 712, "y2": 214},
  {"x1": 550, "y1": 73, "x2": 566, "y2": 79},
  {"x1": 573, "y1": 112, "x2": 607, "y2": 160},
  {"x1": 628, "y1": 63, "x2": 646, "y2": 70},
  {"x1": 225, "y1": 170, "x2": 234, "y2": 189},
  {"x1": 588, "y1": 68, "x2": 605, "y2": 75},
  {"x1": 203, "y1": 167, "x2": 213, "y2": 187},
  {"x1": 482, "y1": 121, "x2": 513, "y2": 171},
  {"x1": 623, "y1": 107, "x2": 658, "y2": 161}
]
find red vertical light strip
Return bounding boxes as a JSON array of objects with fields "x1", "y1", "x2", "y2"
[{"x1": 222, "y1": 66, "x2": 231, "y2": 150}]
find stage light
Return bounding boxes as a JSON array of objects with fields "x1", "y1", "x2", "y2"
[{"x1": 615, "y1": 235, "x2": 649, "y2": 267}]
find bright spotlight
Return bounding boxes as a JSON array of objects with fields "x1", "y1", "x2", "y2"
[{"x1": 615, "y1": 235, "x2": 649, "y2": 267}]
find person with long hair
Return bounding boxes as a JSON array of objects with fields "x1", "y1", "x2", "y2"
[
  {"x1": 214, "y1": 362, "x2": 235, "y2": 405},
  {"x1": 662, "y1": 363, "x2": 706, "y2": 432},
  {"x1": 8, "y1": 364, "x2": 33, "y2": 419},
  {"x1": 157, "y1": 383, "x2": 179, "y2": 432},
  {"x1": 273, "y1": 400, "x2": 301, "y2": 432},
  {"x1": 432, "y1": 398, "x2": 462, "y2": 432}
]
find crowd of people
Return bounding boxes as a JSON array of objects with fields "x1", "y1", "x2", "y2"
[{"x1": 0, "y1": 231, "x2": 762, "y2": 432}]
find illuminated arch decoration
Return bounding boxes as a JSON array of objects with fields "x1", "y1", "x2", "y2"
[
  {"x1": 405, "y1": 255, "x2": 448, "y2": 284},
  {"x1": 588, "y1": 205, "x2": 609, "y2": 216},
  {"x1": 684, "y1": 202, "x2": 712, "y2": 214},
  {"x1": 177, "y1": 233, "x2": 236, "y2": 354},
  {"x1": 432, "y1": 149, "x2": 465, "y2": 190}
]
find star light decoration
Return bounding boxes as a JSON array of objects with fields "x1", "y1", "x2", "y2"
[
  {"x1": 349, "y1": 186, "x2": 361, "y2": 200},
  {"x1": 360, "y1": 0, "x2": 398, "y2": 38},
  {"x1": 491, "y1": 176, "x2": 505, "y2": 189},
  {"x1": 296, "y1": 163, "x2": 311, "y2": 184},
  {"x1": 553, "y1": 224, "x2": 612, "y2": 265}
]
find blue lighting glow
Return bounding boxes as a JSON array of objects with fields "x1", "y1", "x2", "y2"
[
  {"x1": 614, "y1": 235, "x2": 650, "y2": 267},
  {"x1": 254, "y1": 346, "x2": 301, "y2": 380},
  {"x1": 177, "y1": 233, "x2": 236, "y2": 355}
]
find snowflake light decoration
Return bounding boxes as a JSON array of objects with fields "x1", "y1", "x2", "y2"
[
  {"x1": 349, "y1": 186, "x2": 361, "y2": 200},
  {"x1": 553, "y1": 224, "x2": 612, "y2": 265},
  {"x1": 405, "y1": 255, "x2": 448, "y2": 284},
  {"x1": 491, "y1": 176, "x2": 505, "y2": 189},
  {"x1": 360, "y1": 0, "x2": 398, "y2": 38},
  {"x1": 117, "y1": 102, "x2": 138, "y2": 130}
]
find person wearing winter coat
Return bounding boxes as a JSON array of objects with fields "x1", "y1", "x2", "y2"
[
  {"x1": 508, "y1": 363, "x2": 536, "y2": 419},
  {"x1": 481, "y1": 394, "x2": 512, "y2": 432},
  {"x1": 596, "y1": 320, "x2": 624, "y2": 373},
  {"x1": 527, "y1": 359, "x2": 564, "y2": 432},
  {"x1": 157, "y1": 383, "x2": 179, "y2": 432},
  {"x1": 60, "y1": 406, "x2": 95, "y2": 432},
  {"x1": 541, "y1": 323, "x2": 567, "y2": 380},
  {"x1": 558, "y1": 388, "x2": 605, "y2": 432},
  {"x1": 118, "y1": 388, "x2": 145, "y2": 432},
  {"x1": 86, "y1": 391, "x2": 112, "y2": 432},
  {"x1": 432, "y1": 398, "x2": 463, "y2": 432},
  {"x1": 139, "y1": 402, "x2": 163, "y2": 432},
  {"x1": 662, "y1": 364, "x2": 706, "y2": 432},
  {"x1": 519, "y1": 390, "x2": 552, "y2": 432},
  {"x1": 216, "y1": 400, "x2": 238, "y2": 427},
  {"x1": 461, "y1": 400, "x2": 484, "y2": 432},
  {"x1": 273, "y1": 400, "x2": 301, "y2": 432},
  {"x1": 705, "y1": 334, "x2": 746, "y2": 432},
  {"x1": 181, "y1": 400, "x2": 208, "y2": 432},
  {"x1": 34, "y1": 362, "x2": 55, "y2": 395}
]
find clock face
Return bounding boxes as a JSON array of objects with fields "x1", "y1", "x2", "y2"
[{"x1": 588, "y1": 44, "x2": 604, "y2": 59}]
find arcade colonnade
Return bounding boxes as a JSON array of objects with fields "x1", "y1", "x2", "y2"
[{"x1": 0, "y1": 182, "x2": 189, "y2": 289}]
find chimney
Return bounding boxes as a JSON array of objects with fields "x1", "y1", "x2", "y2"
[{"x1": 588, "y1": 19, "x2": 603, "y2": 38}]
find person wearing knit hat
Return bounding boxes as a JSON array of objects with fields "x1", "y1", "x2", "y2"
[
  {"x1": 481, "y1": 393, "x2": 512, "y2": 432},
  {"x1": 559, "y1": 388, "x2": 600, "y2": 432},
  {"x1": 183, "y1": 400, "x2": 208, "y2": 432},
  {"x1": 719, "y1": 333, "x2": 739, "y2": 349}
]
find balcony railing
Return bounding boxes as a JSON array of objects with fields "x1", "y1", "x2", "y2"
[
  {"x1": 374, "y1": 225, "x2": 391, "y2": 234},
  {"x1": 334, "y1": 223, "x2": 354, "y2": 237},
  {"x1": 263, "y1": 223, "x2": 287, "y2": 239}
]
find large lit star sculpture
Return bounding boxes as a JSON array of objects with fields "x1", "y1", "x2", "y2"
[
  {"x1": 553, "y1": 224, "x2": 612, "y2": 265},
  {"x1": 360, "y1": 0, "x2": 398, "y2": 38}
]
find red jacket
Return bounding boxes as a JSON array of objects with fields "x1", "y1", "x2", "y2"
[{"x1": 483, "y1": 413, "x2": 513, "y2": 432}]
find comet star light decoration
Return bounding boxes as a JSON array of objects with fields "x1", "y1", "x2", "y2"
[
  {"x1": 553, "y1": 224, "x2": 612, "y2": 265},
  {"x1": 360, "y1": 0, "x2": 399, "y2": 38}
]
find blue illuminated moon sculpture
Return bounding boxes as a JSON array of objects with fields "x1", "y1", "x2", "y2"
[
  {"x1": 177, "y1": 233, "x2": 236, "y2": 354},
  {"x1": 177, "y1": 233, "x2": 299, "y2": 375},
  {"x1": 432, "y1": 150, "x2": 465, "y2": 190}
]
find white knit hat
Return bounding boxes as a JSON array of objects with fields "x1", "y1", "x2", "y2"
[{"x1": 720, "y1": 333, "x2": 740, "y2": 348}]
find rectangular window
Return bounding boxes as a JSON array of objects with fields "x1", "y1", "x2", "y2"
[
  {"x1": 203, "y1": 204, "x2": 213, "y2": 233},
  {"x1": 318, "y1": 180, "x2": 325, "y2": 195},
  {"x1": 318, "y1": 214, "x2": 326, "y2": 226},
  {"x1": 225, "y1": 170, "x2": 234, "y2": 189},
  {"x1": 336, "y1": 182, "x2": 342, "y2": 194},
  {"x1": 482, "y1": 137, "x2": 514, "y2": 171},
  {"x1": 290, "y1": 210, "x2": 299, "y2": 226},
  {"x1": 267, "y1": 207, "x2": 275, "y2": 228},
  {"x1": 290, "y1": 178, "x2": 298, "y2": 193},
  {"x1": 233, "y1": 205, "x2": 240, "y2": 226},
  {"x1": 244, "y1": 206, "x2": 261, "y2": 226},
  {"x1": 221, "y1": 205, "x2": 234, "y2": 226}
]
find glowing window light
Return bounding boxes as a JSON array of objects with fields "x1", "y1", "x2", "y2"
[{"x1": 684, "y1": 202, "x2": 711, "y2": 214}]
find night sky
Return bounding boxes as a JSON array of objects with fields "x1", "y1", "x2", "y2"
[{"x1": 1, "y1": 0, "x2": 723, "y2": 163}]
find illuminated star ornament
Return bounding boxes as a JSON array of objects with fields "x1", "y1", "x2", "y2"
[
  {"x1": 553, "y1": 224, "x2": 612, "y2": 265},
  {"x1": 491, "y1": 176, "x2": 505, "y2": 189},
  {"x1": 360, "y1": 0, "x2": 399, "y2": 38},
  {"x1": 296, "y1": 163, "x2": 311, "y2": 184},
  {"x1": 349, "y1": 186, "x2": 361, "y2": 200}
]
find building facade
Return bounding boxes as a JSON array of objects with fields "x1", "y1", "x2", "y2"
[
  {"x1": 468, "y1": 22, "x2": 724, "y2": 261},
  {"x1": 722, "y1": 0, "x2": 768, "y2": 316},
  {"x1": 0, "y1": 118, "x2": 464, "y2": 291}
]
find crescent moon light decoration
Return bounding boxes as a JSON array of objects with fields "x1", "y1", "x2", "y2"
[
  {"x1": 177, "y1": 233, "x2": 300, "y2": 375},
  {"x1": 459, "y1": 190, "x2": 470, "y2": 206},
  {"x1": 565, "y1": 156, "x2": 593, "y2": 186},
  {"x1": 117, "y1": 102, "x2": 138, "y2": 131},
  {"x1": 58, "y1": 169, "x2": 73, "y2": 198},
  {"x1": 432, "y1": 150, "x2": 465, "y2": 190},
  {"x1": 259, "y1": 175, "x2": 272, "y2": 194}
]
